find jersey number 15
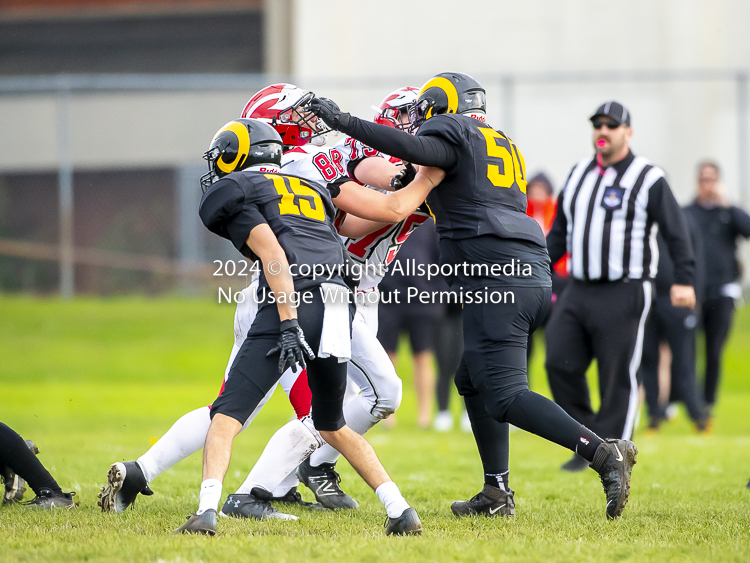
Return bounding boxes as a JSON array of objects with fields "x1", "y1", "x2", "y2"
[
  {"x1": 265, "y1": 174, "x2": 325, "y2": 222},
  {"x1": 478, "y1": 127, "x2": 527, "y2": 194}
]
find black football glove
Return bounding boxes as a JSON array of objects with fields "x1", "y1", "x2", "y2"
[
  {"x1": 266, "y1": 319, "x2": 316, "y2": 374},
  {"x1": 307, "y1": 97, "x2": 352, "y2": 131},
  {"x1": 389, "y1": 163, "x2": 417, "y2": 190}
]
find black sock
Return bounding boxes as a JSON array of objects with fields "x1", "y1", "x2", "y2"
[
  {"x1": 573, "y1": 426, "x2": 604, "y2": 462},
  {"x1": 484, "y1": 470, "x2": 510, "y2": 491},
  {"x1": 463, "y1": 393, "x2": 509, "y2": 479},
  {"x1": 0, "y1": 422, "x2": 62, "y2": 495},
  {"x1": 503, "y1": 390, "x2": 603, "y2": 461}
]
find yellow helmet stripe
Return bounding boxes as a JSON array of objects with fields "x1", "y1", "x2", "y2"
[
  {"x1": 216, "y1": 121, "x2": 250, "y2": 174},
  {"x1": 419, "y1": 76, "x2": 459, "y2": 118}
]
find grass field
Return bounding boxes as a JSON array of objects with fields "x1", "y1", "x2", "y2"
[{"x1": 1, "y1": 294, "x2": 749, "y2": 562}]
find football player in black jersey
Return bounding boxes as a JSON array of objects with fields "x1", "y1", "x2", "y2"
[
  {"x1": 308, "y1": 73, "x2": 638, "y2": 520},
  {"x1": 174, "y1": 118, "x2": 420, "y2": 536}
]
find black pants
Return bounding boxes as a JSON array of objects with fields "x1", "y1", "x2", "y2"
[
  {"x1": 455, "y1": 287, "x2": 551, "y2": 415},
  {"x1": 701, "y1": 296, "x2": 735, "y2": 406},
  {"x1": 641, "y1": 294, "x2": 704, "y2": 422},
  {"x1": 211, "y1": 289, "x2": 348, "y2": 432},
  {"x1": 0, "y1": 422, "x2": 61, "y2": 495},
  {"x1": 546, "y1": 279, "x2": 652, "y2": 440},
  {"x1": 435, "y1": 310, "x2": 463, "y2": 411}
]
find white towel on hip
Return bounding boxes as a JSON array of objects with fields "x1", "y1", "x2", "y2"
[{"x1": 317, "y1": 283, "x2": 352, "y2": 363}]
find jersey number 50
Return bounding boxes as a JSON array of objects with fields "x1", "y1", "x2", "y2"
[
  {"x1": 478, "y1": 128, "x2": 527, "y2": 194},
  {"x1": 265, "y1": 174, "x2": 325, "y2": 221}
]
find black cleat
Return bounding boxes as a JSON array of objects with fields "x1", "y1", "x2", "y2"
[
  {"x1": 221, "y1": 488, "x2": 298, "y2": 520},
  {"x1": 173, "y1": 509, "x2": 217, "y2": 535},
  {"x1": 296, "y1": 459, "x2": 359, "y2": 510},
  {"x1": 2, "y1": 440, "x2": 39, "y2": 505},
  {"x1": 24, "y1": 488, "x2": 76, "y2": 509},
  {"x1": 384, "y1": 507, "x2": 422, "y2": 536},
  {"x1": 272, "y1": 486, "x2": 325, "y2": 511},
  {"x1": 590, "y1": 439, "x2": 638, "y2": 519},
  {"x1": 746, "y1": 478, "x2": 749, "y2": 489},
  {"x1": 97, "y1": 461, "x2": 154, "y2": 513},
  {"x1": 561, "y1": 453, "x2": 590, "y2": 472},
  {"x1": 451, "y1": 484, "x2": 515, "y2": 517}
]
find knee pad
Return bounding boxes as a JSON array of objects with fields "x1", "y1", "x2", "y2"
[{"x1": 368, "y1": 377, "x2": 402, "y2": 419}]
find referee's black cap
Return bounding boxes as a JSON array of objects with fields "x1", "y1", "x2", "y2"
[{"x1": 590, "y1": 101, "x2": 631, "y2": 126}]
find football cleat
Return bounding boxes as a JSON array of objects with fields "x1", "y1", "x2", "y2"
[
  {"x1": 746, "y1": 478, "x2": 749, "y2": 489},
  {"x1": 272, "y1": 486, "x2": 325, "y2": 511},
  {"x1": 2, "y1": 440, "x2": 38, "y2": 505},
  {"x1": 561, "y1": 453, "x2": 590, "y2": 472},
  {"x1": 97, "y1": 461, "x2": 154, "y2": 513},
  {"x1": 451, "y1": 484, "x2": 515, "y2": 517},
  {"x1": 384, "y1": 507, "x2": 422, "y2": 536},
  {"x1": 590, "y1": 439, "x2": 638, "y2": 519},
  {"x1": 173, "y1": 509, "x2": 217, "y2": 535},
  {"x1": 221, "y1": 488, "x2": 298, "y2": 520},
  {"x1": 296, "y1": 459, "x2": 359, "y2": 510},
  {"x1": 24, "y1": 488, "x2": 76, "y2": 509}
]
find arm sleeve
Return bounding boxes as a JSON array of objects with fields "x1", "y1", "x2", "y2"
[
  {"x1": 729, "y1": 206, "x2": 750, "y2": 237},
  {"x1": 199, "y1": 178, "x2": 267, "y2": 258},
  {"x1": 546, "y1": 193, "x2": 568, "y2": 264},
  {"x1": 338, "y1": 116, "x2": 458, "y2": 169},
  {"x1": 646, "y1": 177, "x2": 695, "y2": 286}
]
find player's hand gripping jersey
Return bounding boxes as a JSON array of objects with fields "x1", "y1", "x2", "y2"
[
  {"x1": 199, "y1": 168, "x2": 348, "y2": 292},
  {"x1": 282, "y1": 139, "x2": 430, "y2": 290}
]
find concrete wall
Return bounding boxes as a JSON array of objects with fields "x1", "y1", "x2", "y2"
[
  {"x1": 0, "y1": 0, "x2": 748, "y2": 204},
  {"x1": 292, "y1": 0, "x2": 750, "y2": 204}
]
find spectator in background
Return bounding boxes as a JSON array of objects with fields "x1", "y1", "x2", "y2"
[
  {"x1": 433, "y1": 297, "x2": 468, "y2": 433},
  {"x1": 525, "y1": 173, "x2": 569, "y2": 363},
  {"x1": 379, "y1": 219, "x2": 444, "y2": 428},
  {"x1": 684, "y1": 161, "x2": 750, "y2": 416},
  {"x1": 641, "y1": 225, "x2": 708, "y2": 433}
]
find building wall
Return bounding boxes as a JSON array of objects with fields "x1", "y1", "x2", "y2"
[{"x1": 291, "y1": 0, "x2": 750, "y2": 204}]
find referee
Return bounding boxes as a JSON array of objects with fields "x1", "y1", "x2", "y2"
[{"x1": 546, "y1": 101, "x2": 696, "y2": 471}]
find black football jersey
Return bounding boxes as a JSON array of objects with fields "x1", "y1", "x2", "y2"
[
  {"x1": 418, "y1": 114, "x2": 546, "y2": 248},
  {"x1": 199, "y1": 170, "x2": 347, "y2": 291}
]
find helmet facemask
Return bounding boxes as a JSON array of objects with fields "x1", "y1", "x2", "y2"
[
  {"x1": 200, "y1": 146, "x2": 223, "y2": 192},
  {"x1": 274, "y1": 90, "x2": 330, "y2": 147}
]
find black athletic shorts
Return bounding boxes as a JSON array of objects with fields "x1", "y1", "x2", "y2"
[
  {"x1": 378, "y1": 303, "x2": 439, "y2": 354},
  {"x1": 211, "y1": 288, "x2": 349, "y2": 432}
]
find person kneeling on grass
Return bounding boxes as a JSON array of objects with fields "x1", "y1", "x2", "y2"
[{"x1": 0, "y1": 422, "x2": 76, "y2": 508}]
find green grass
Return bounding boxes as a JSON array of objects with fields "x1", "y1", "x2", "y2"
[{"x1": 0, "y1": 294, "x2": 749, "y2": 562}]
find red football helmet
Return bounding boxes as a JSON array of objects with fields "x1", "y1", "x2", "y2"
[
  {"x1": 374, "y1": 86, "x2": 420, "y2": 130},
  {"x1": 240, "y1": 83, "x2": 327, "y2": 148}
]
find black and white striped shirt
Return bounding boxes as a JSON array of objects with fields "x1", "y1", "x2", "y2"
[{"x1": 547, "y1": 151, "x2": 694, "y2": 285}]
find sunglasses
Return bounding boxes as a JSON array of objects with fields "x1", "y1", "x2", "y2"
[{"x1": 592, "y1": 120, "x2": 622, "y2": 130}]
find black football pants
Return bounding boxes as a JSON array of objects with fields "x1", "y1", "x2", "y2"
[
  {"x1": 0, "y1": 422, "x2": 62, "y2": 496},
  {"x1": 454, "y1": 287, "x2": 595, "y2": 477},
  {"x1": 701, "y1": 296, "x2": 735, "y2": 407},
  {"x1": 546, "y1": 279, "x2": 652, "y2": 440},
  {"x1": 641, "y1": 294, "x2": 704, "y2": 422}
]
